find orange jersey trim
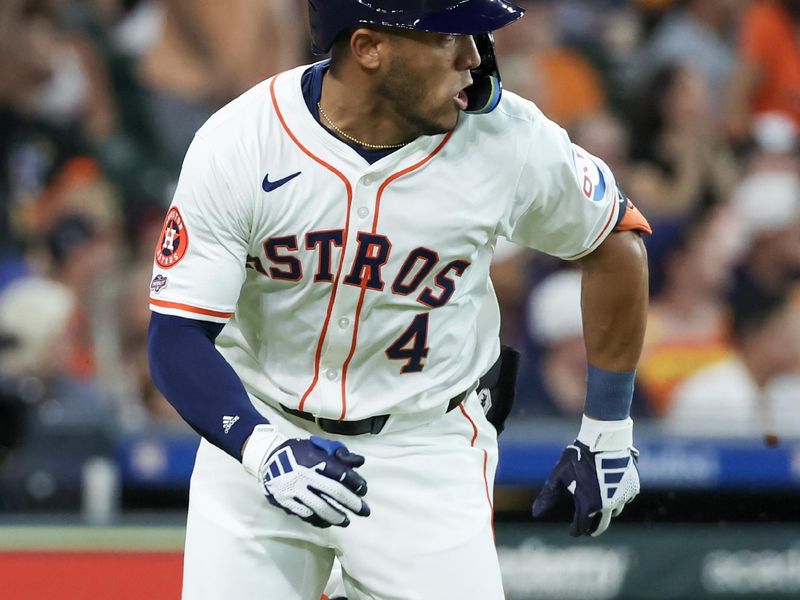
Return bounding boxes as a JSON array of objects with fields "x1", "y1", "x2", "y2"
[
  {"x1": 269, "y1": 74, "x2": 355, "y2": 415},
  {"x1": 149, "y1": 298, "x2": 233, "y2": 319},
  {"x1": 616, "y1": 201, "x2": 652, "y2": 234}
]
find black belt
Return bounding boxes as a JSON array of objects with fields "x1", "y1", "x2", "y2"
[{"x1": 280, "y1": 387, "x2": 470, "y2": 436}]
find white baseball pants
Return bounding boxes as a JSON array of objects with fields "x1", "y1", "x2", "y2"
[{"x1": 181, "y1": 391, "x2": 503, "y2": 600}]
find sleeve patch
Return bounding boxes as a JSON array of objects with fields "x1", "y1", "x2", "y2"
[
  {"x1": 155, "y1": 206, "x2": 189, "y2": 269},
  {"x1": 150, "y1": 274, "x2": 168, "y2": 293},
  {"x1": 571, "y1": 148, "x2": 607, "y2": 202}
]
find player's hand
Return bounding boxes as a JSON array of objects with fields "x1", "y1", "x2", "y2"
[
  {"x1": 531, "y1": 416, "x2": 639, "y2": 537},
  {"x1": 262, "y1": 435, "x2": 370, "y2": 528},
  {"x1": 242, "y1": 425, "x2": 370, "y2": 528}
]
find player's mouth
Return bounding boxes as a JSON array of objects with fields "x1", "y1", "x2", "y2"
[{"x1": 454, "y1": 89, "x2": 469, "y2": 111}]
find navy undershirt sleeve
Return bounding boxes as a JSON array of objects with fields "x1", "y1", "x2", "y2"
[{"x1": 147, "y1": 312, "x2": 269, "y2": 460}]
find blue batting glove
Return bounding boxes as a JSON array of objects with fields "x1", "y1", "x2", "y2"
[{"x1": 532, "y1": 416, "x2": 640, "y2": 537}]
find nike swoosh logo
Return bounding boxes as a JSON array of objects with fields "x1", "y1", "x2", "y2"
[{"x1": 262, "y1": 171, "x2": 301, "y2": 192}]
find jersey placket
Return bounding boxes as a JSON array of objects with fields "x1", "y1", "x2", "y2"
[
  {"x1": 310, "y1": 169, "x2": 384, "y2": 421},
  {"x1": 305, "y1": 132, "x2": 454, "y2": 421}
]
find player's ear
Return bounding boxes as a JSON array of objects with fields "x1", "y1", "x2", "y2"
[{"x1": 349, "y1": 27, "x2": 385, "y2": 71}]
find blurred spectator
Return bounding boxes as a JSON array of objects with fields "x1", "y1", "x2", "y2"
[
  {"x1": 0, "y1": 0, "x2": 120, "y2": 261},
  {"x1": 0, "y1": 277, "x2": 115, "y2": 510},
  {"x1": 638, "y1": 206, "x2": 740, "y2": 416},
  {"x1": 726, "y1": 0, "x2": 800, "y2": 143},
  {"x1": 0, "y1": 277, "x2": 74, "y2": 380},
  {"x1": 633, "y1": 0, "x2": 682, "y2": 35},
  {"x1": 495, "y1": 2, "x2": 607, "y2": 126},
  {"x1": 137, "y1": 0, "x2": 304, "y2": 167},
  {"x1": 89, "y1": 0, "x2": 164, "y2": 59},
  {"x1": 570, "y1": 110, "x2": 632, "y2": 181},
  {"x1": 546, "y1": 0, "x2": 632, "y2": 50},
  {"x1": 45, "y1": 213, "x2": 117, "y2": 380},
  {"x1": 525, "y1": 269, "x2": 587, "y2": 417},
  {"x1": 490, "y1": 237, "x2": 535, "y2": 348},
  {"x1": 729, "y1": 169, "x2": 800, "y2": 305},
  {"x1": 626, "y1": 63, "x2": 738, "y2": 219},
  {"x1": 664, "y1": 288, "x2": 800, "y2": 437},
  {"x1": 0, "y1": 0, "x2": 118, "y2": 140},
  {"x1": 628, "y1": 0, "x2": 741, "y2": 109},
  {"x1": 748, "y1": 112, "x2": 800, "y2": 159}
]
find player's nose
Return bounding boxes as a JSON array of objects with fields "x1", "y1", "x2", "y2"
[{"x1": 457, "y1": 35, "x2": 481, "y2": 71}]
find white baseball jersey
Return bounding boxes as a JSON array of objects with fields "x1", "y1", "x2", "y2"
[{"x1": 149, "y1": 63, "x2": 622, "y2": 422}]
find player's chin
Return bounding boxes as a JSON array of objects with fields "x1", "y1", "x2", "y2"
[
  {"x1": 413, "y1": 99, "x2": 462, "y2": 136},
  {"x1": 433, "y1": 101, "x2": 463, "y2": 132},
  {"x1": 416, "y1": 115, "x2": 457, "y2": 137},
  {"x1": 439, "y1": 112, "x2": 460, "y2": 132}
]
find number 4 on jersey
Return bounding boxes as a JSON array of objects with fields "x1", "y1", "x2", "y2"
[{"x1": 386, "y1": 313, "x2": 430, "y2": 373}]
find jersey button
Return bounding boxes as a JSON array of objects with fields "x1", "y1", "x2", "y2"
[
  {"x1": 362, "y1": 176, "x2": 374, "y2": 186},
  {"x1": 325, "y1": 369, "x2": 338, "y2": 381},
  {"x1": 357, "y1": 207, "x2": 370, "y2": 219},
  {"x1": 337, "y1": 317, "x2": 350, "y2": 329}
]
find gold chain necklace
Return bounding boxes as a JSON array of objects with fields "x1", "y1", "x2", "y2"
[{"x1": 317, "y1": 102, "x2": 407, "y2": 150}]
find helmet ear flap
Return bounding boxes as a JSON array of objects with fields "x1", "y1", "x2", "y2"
[{"x1": 465, "y1": 33, "x2": 503, "y2": 114}]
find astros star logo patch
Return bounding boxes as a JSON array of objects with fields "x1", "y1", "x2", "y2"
[{"x1": 155, "y1": 207, "x2": 189, "y2": 269}]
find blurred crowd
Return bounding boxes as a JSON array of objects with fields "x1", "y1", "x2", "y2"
[{"x1": 0, "y1": 0, "x2": 799, "y2": 509}]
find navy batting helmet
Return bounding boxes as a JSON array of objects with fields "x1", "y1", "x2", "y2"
[{"x1": 308, "y1": 0, "x2": 525, "y2": 114}]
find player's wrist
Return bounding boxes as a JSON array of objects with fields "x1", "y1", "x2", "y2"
[
  {"x1": 584, "y1": 364, "x2": 635, "y2": 421},
  {"x1": 576, "y1": 414, "x2": 633, "y2": 452},
  {"x1": 241, "y1": 424, "x2": 285, "y2": 478}
]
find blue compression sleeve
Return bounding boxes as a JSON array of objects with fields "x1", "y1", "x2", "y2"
[
  {"x1": 147, "y1": 312, "x2": 269, "y2": 459},
  {"x1": 584, "y1": 365, "x2": 635, "y2": 421}
]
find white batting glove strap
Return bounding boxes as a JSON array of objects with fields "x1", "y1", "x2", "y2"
[
  {"x1": 577, "y1": 415, "x2": 634, "y2": 452},
  {"x1": 590, "y1": 446, "x2": 640, "y2": 537},
  {"x1": 241, "y1": 424, "x2": 285, "y2": 478}
]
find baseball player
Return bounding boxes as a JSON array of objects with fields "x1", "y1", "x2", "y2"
[{"x1": 147, "y1": 1, "x2": 651, "y2": 598}]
